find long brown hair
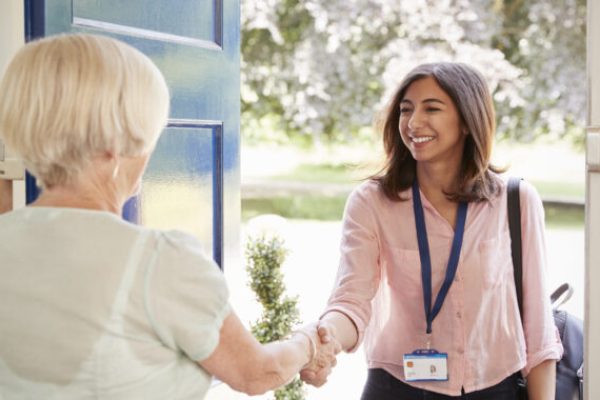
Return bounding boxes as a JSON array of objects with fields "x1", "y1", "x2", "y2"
[{"x1": 373, "y1": 62, "x2": 503, "y2": 202}]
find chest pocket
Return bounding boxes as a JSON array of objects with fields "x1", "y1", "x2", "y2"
[
  {"x1": 385, "y1": 243, "x2": 451, "y2": 296},
  {"x1": 477, "y1": 232, "x2": 512, "y2": 288}
]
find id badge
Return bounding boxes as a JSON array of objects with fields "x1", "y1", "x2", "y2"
[{"x1": 403, "y1": 349, "x2": 448, "y2": 381}]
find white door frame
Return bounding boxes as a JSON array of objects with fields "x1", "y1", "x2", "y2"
[
  {"x1": 586, "y1": 0, "x2": 600, "y2": 397},
  {"x1": 0, "y1": 0, "x2": 25, "y2": 211}
]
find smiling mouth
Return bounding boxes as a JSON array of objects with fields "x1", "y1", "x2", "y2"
[{"x1": 411, "y1": 136, "x2": 435, "y2": 144}]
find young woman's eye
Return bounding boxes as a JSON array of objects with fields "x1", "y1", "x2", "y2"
[
  {"x1": 400, "y1": 107, "x2": 412, "y2": 114},
  {"x1": 426, "y1": 107, "x2": 441, "y2": 112}
]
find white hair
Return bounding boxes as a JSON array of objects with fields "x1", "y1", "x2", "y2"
[{"x1": 0, "y1": 33, "x2": 169, "y2": 188}]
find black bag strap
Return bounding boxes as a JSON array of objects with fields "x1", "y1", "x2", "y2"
[
  {"x1": 507, "y1": 177, "x2": 524, "y2": 318},
  {"x1": 507, "y1": 177, "x2": 529, "y2": 396}
]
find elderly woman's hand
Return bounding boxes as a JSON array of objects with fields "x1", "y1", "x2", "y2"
[{"x1": 298, "y1": 320, "x2": 342, "y2": 387}]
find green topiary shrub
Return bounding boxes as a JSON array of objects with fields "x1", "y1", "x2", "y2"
[{"x1": 246, "y1": 235, "x2": 306, "y2": 400}]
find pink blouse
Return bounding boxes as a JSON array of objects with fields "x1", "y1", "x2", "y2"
[{"x1": 324, "y1": 178, "x2": 563, "y2": 396}]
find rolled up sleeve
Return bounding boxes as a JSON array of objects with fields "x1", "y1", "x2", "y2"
[
  {"x1": 519, "y1": 181, "x2": 563, "y2": 376},
  {"x1": 322, "y1": 185, "x2": 382, "y2": 352}
]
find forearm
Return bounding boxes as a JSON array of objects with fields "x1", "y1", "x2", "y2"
[
  {"x1": 320, "y1": 310, "x2": 358, "y2": 351},
  {"x1": 526, "y1": 359, "x2": 556, "y2": 400},
  {"x1": 201, "y1": 312, "x2": 313, "y2": 395},
  {"x1": 252, "y1": 335, "x2": 312, "y2": 390}
]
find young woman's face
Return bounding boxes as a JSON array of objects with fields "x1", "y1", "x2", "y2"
[{"x1": 398, "y1": 76, "x2": 466, "y2": 167}]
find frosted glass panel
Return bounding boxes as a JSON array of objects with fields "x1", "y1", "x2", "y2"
[{"x1": 141, "y1": 126, "x2": 220, "y2": 259}]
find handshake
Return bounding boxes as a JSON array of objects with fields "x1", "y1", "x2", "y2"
[{"x1": 293, "y1": 319, "x2": 344, "y2": 387}]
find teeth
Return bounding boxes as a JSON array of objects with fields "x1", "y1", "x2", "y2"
[{"x1": 412, "y1": 136, "x2": 434, "y2": 143}]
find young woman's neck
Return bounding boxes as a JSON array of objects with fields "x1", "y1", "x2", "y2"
[
  {"x1": 415, "y1": 161, "x2": 464, "y2": 229},
  {"x1": 416, "y1": 162, "x2": 460, "y2": 199}
]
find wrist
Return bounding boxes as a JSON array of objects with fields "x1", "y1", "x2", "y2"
[{"x1": 291, "y1": 329, "x2": 316, "y2": 367}]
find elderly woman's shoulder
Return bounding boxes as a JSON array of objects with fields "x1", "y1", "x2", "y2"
[
  {"x1": 158, "y1": 229, "x2": 202, "y2": 246},
  {"x1": 151, "y1": 229, "x2": 216, "y2": 266}
]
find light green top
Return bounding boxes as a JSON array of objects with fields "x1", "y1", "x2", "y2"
[{"x1": 0, "y1": 207, "x2": 230, "y2": 399}]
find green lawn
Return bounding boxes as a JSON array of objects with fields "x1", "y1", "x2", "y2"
[
  {"x1": 269, "y1": 162, "x2": 585, "y2": 201},
  {"x1": 242, "y1": 142, "x2": 585, "y2": 228},
  {"x1": 242, "y1": 196, "x2": 347, "y2": 222},
  {"x1": 529, "y1": 180, "x2": 585, "y2": 200},
  {"x1": 243, "y1": 195, "x2": 584, "y2": 228},
  {"x1": 544, "y1": 204, "x2": 584, "y2": 228}
]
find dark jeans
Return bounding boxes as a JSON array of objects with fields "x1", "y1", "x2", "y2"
[{"x1": 361, "y1": 369, "x2": 520, "y2": 400}]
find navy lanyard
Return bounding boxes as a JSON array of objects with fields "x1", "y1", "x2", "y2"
[{"x1": 412, "y1": 180, "x2": 468, "y2": 335}]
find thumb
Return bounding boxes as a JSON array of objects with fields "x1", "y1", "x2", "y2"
[{"x1": 317, "y1": 323, "x2": 332, "y2": 343}]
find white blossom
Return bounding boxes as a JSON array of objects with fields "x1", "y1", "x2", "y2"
[{"x1": 242, "y1": 0, "x2": 585, "y2": 142}]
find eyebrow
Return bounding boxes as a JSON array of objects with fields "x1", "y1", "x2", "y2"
[
  {"x1": 423, "y1": 98, "x2": 446, "y2": 105},
  {"x1": 400, "y1": 98, "x2": 446, "y2": 105}
]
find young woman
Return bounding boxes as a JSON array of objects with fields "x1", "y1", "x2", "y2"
[{"x1": 301, "y1": 62, "x2": 563, "y2": 399}]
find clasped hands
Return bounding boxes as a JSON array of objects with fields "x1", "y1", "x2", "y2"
[{"x1": 295, "y1": 320, "x2": 341, "y2": 387}]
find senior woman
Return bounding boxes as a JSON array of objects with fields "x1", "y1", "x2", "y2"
[{"x1": 0, "y1": 34, "x2": 339, "y2": 399}]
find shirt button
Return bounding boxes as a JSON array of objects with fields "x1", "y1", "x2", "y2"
[
  {"x1": 457, "y1": 348, "x2": 464, "y2": 354},
  {"x1": 456, "y1": 311, "x2": 462, "y2": 319},
  {"x1": 454, "y1": 276, "x2": 460, "y2": 282}
]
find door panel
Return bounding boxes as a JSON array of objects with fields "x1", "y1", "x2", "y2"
[{"x1": 31, "y1": 0, "x2": 240, "y2": 269}]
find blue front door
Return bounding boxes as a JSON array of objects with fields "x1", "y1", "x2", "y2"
[{"x1": 25, "y1": 0, "x2": 240, "y2": 268}]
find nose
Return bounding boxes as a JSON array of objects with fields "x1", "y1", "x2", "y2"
[{"x1": 407, "y1": 109, "x2": 425, "y2": 130}]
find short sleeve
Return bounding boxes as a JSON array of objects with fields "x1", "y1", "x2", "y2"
[{"x1": 143, "y1": 230, "x2": 231, "y2": 362}]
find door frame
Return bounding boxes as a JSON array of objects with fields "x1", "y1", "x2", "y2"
[
  {"x1": 586, "y1": 0, "x2": 600, "y2": 397},
  {"x1": 0, "y1": 0, "x2": 26, "y2": 211}
]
